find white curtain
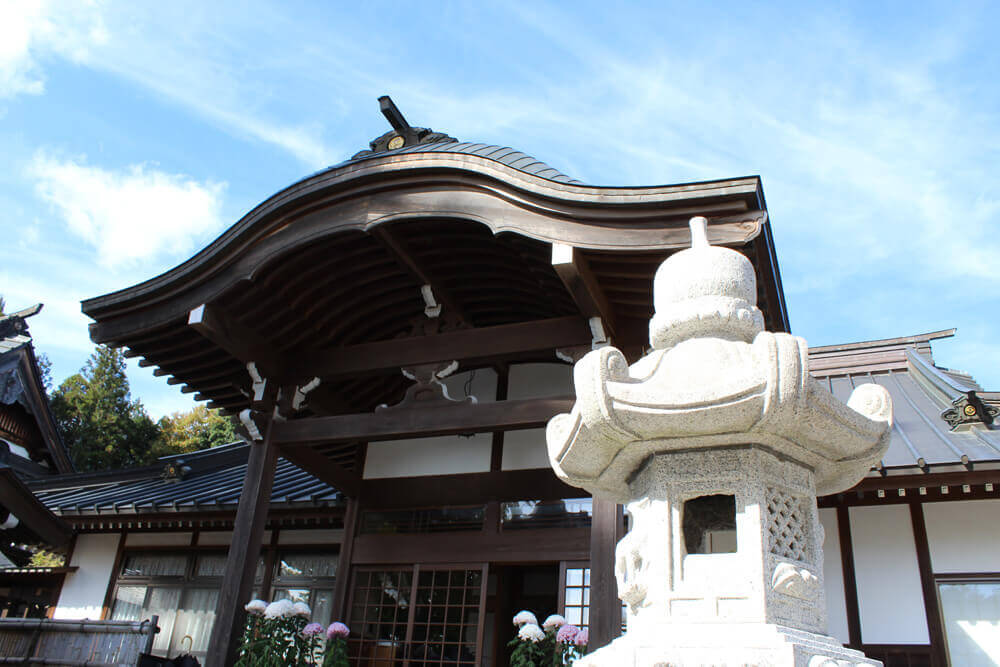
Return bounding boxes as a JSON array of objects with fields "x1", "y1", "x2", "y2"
[
  {"x1": 940, "y1": 582, "x2": 1000, "y2": 666},
  {"x1": 170, "y1": 588, "x2": 219, "y2": 659}
]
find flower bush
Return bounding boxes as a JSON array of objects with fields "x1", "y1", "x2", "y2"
[
  {"x1": 507, "y1": 609, "x2": 588, "y2": 666},
  {"x1": 235, "y1": 598, "x2": 350, "y2": 667}
]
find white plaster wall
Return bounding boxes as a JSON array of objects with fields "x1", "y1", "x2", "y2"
[
  {"x1": 444, "y1": 368, "x2": 497, "y2": 403},
  {"x1": 362, "y1": 368, "x2": 496, "y2": 479},
  {"x1": 364, "y1": 434, "x2": 492, "y2": 478},
  {"x1": 818, "y1": 508, "x2": 850, "y2": 645},
  {"x1": 125, "y1": 532, "x2": 191, "y2": 546},
  {"x1": 53, "y1": 533, "x2": 121, "y2": 620},
  {"x1": 849, "y1": 505, "x2": 929, "y2": 644},
  {"x1": 278, "y1": 529, "x2": 344, "y2": 545},
  {"x1": 923, "y1": 499, "x2": 1000, "y2": 573},
  {"x1": 507, "y1": 363, "x2": 572, "y2": 400},
  {"x1": 501, "y1": 428, "x2": 549, "y2": 470}
]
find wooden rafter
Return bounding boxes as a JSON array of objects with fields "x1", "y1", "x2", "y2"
[
  {"x1": 369, "y1": 225, "x2": 473, "y2": 326},
  {"x1": 278, "y1": 444, "x2": 360, "y2": 497},
  {"x1": 188, "y1": 303, "x2": 283, "y2": 377}
]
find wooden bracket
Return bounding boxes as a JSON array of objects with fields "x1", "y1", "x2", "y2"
[{"x1": 552, "y1": 243, "x2": 617, "y2": 343}]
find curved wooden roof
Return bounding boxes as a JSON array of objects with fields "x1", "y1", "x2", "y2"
[{"x1": 82, "y1": 145, "x2": 789, "y2": 417}]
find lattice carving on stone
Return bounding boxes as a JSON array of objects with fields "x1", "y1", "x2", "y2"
[{"x1": 766, "y1": 487, "x2": 809, "y2": 562}]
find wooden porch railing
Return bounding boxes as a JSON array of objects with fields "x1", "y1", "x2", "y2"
[{"x1": 0, "y1": 616, "x2": 158, "y2": 666}]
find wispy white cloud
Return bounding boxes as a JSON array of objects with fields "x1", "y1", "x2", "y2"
[
  {"x1": 0, "y1": 0, "x2": 107, "y2": 98},
  {"x1": 29, "y1": 152, "x2": 227, "y2": 269},
  {"x1": 1, "y1": 1, "x2": 338, "y2": 166}
]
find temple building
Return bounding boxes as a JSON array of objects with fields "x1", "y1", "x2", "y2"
[{"x1": 4, "y1": 99, "x2": 999, "y2": 666}]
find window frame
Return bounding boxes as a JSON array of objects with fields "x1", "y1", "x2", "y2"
[{"x1": 934, "y1": 572, "x2": 1000, "y2": 667}]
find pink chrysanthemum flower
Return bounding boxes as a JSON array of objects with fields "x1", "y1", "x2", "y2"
[
  {"x1": 556, "y1": 624, "x2": 580, "y2": 643},
  {"x1": 574, "y1": 627, "x2": 589, "y2": 647},
  {"x1": 302, "y1": 622, "x2": 323, "y2": 636},
  {"x1": 327, "y1": 621, "x2": 350, "y2": 638}
]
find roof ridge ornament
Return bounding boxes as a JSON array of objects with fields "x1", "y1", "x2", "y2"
[
  {"x1": 352, "y1": 95, "x2": 457, "y2": 159},
  {"x1": 0, "y1": 303, "x2": 43, "y2": 340}
]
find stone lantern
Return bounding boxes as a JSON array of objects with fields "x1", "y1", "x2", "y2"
[{"x1": 546, "y1": 217, "x2": 892, "y2": 666}]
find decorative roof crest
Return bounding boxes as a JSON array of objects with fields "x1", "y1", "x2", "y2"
[{"x1": 352, "y1": 96, "x2": 457, "y2": 159}]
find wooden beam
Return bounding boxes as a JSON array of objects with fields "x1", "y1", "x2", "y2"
[
  {"x1": 353, "y1": 527, "x2": 591, "y2": 565},
  {"x1": 361, "y1": 468, "x2": 582, "y2": 509},
  {"x1": 552, "y1": 244, "x2": 617, "y2": 341},
  {"x1": 287, "y1": 317, "x2": 593, "y2": 379},
  {"x1": 849, "y1": 468, "x2": 1000, "y2": 492},
  {"x1": 278, "y1": 444, "x2": 361, "y2": 497},
  {"x1": 588, "y1": 498, "x2": 624, "y2": 652},
  {"x1": 271, "y1": 397, "x2": 573, "y2": 445},
  {"x1": 205, "y1": 416, "x2": 279, "y2": 667}
]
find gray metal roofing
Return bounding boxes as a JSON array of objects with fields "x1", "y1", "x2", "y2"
[
  {"x1": 0, "y1": 336, "x2": 29, "y2": 354},
  {"x1": 810, "y1": 335, "x2": 1000, "y2": 473},
  {"x1": 31, "y1": 448, "x2": 340, "y2": 514},
  {"x1": 340, "y1": 140, "x2": 584, "y2": 185}
]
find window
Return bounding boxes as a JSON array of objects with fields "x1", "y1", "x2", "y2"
[
  {"x1": 360, "y1": 506, "x2": 486, "y2": 534},
  {"x1": 938, "y1": 580, "x2": 1000, "y2": 666},
  {"x1": 110, "y1": 548, "x2": 338, "y2": 660},
  {"x1": 559, "y1": 562, "x2": 626, "y2": 633},
  {"x1": 501, "y1": 499, "x2": 592, "y2": 530},
  {"x1": 561, "y1": 564, "x2": 590, "y2": 629},
  {"x1": 271, "y1": 551, "x2": 339, "y2": 628},
  {"x1": 110, "y1": 551, "x2": 244, "y2": 660},
  {"x1": 348, "y1": 565, "x2": 485, "y2": 665}
]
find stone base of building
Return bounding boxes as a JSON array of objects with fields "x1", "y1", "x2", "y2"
[{"x1": 577, "y1": 623, "x2": 882, "y2": 667}]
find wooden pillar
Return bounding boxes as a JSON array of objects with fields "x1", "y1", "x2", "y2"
[
  {"x1": 588, "y1": 498, "x2": 624, "y2": 651},
  {"x1": 331, "y1": 497, "x2": 359, "y2": 623},
  {"x1": 836, "y1": 504, "x2": 863, "y2": 649},
  {"x1": 205, "y1": 416, "x2": 278, "y2": 667},
  {"x1": 909, "y1": 502, "x2": 947, "y2": 667}
]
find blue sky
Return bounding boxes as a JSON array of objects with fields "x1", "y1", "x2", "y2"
[{"x1": 1, "y1": 1, "x2": 997, "y2": 418}]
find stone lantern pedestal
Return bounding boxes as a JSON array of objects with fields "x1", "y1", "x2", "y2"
[
  {"x1": 547, "y1": 218, "x2": 892, "y2": 666},
  {"x1": 607, "y1": 448, "x2": 875, "y2": 666}
]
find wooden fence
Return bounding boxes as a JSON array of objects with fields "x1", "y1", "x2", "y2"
[{"x1": 0, "y1": 616, "x2": 158, "y2": 666}]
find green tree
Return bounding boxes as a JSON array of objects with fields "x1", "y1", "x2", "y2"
[
  {"x1": 50, "y1": 346, "x2": 161, "y2": 471},
  {"x1": 154, "y1": 404, "x2": 237, "y2": 458}
]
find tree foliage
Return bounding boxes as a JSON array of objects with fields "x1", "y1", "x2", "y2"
[
  {"x1": 50, "y1": 346, "x2": 161, "y2": 471},
  {"x1": 50, "y1": 345, "x2": 240, "y2": 471},
  {"x1": 154, "y1": 404, "x2": 236, "y2": 458}
]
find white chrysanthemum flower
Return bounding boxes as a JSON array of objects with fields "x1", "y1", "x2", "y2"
[
  {"x1": 518, "y1": 623, "x2": 545, "y2": 642},
  {"x1": 542, "y1": 614, "x2": 567, "y2": 630},
  {"x1": 244, "y1": 599, "x2": 267, "y2": 615},
  {"x1": 291, "y1": 601, "x2": 311, "y2": 618},
  {"x1": 512, "y1": 610, "x2": 538, "y2": 626},
  {"x1": 264, "y1": 599, "x2": 294, "y2": 618}
]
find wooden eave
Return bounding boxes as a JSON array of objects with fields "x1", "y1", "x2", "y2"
[
  {"x1": 0, "y1": 466, "x2": 73, "y2": 547},
  {"x1": 80, "y1": 155, "x2": 788, "y2": 421}
]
